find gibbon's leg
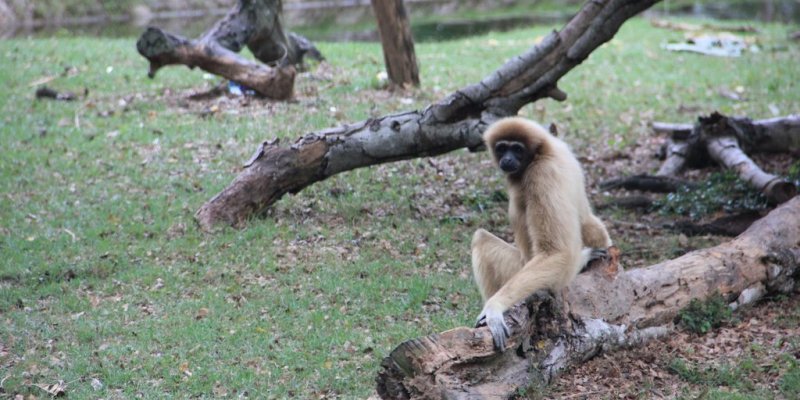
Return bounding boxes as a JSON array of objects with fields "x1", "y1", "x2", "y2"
[
  {"x1": 478, "y1": 251, "x2": 580, "y2": 351},
  {"x1": 471, "y1": 229, "x2": 525, "y2": 302},
  {"x1": 581, "y1": 214, "x2": 613, "y2": 249}
]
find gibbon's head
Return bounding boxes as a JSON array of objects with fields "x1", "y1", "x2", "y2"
[{"x1": 484, "y1": 117, "x2": 550, "y2": 177}]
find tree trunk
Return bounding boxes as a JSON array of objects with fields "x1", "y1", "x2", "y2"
[
  {"x1": 371, "y1": 0, "x2": 420, "y2": 88},
  {"x1": 196, "y1": 0, "x2": 662, "y2": 230},
  {"x1": 136, "y1": 0, "x2": 323, "y2": 100},
  {"x1": 376, "y1": 196, "x2": 800, "y2": 399}
]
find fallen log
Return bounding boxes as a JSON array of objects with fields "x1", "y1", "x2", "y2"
[
  {"x1": 701, "y1": 113, "x2": 797, "y2": 204},
  {"x1": 672, "y1": 210, "x2": 764, "y2": 237},
  {"x1": 376, "y1": 196, "x2": 800, "y2": 399},
  {"x1": 136, "y1": 27, "x2": 296, "y2": 99},
  {"x1": 599, "y1": 174, "x2": 689, "y2": 192},
  {"x1": 602, "y1": 113, "x2": 799, "y2": 204},
  {"x1": 196, "y1": 0, "x2": 663, "y2": 230},
  {"x1": 654, "y1": 114, "x2": 800, "y2": 177},
  {"x1": 136, "y1": 0, "x2": 323, "y2": 99}
]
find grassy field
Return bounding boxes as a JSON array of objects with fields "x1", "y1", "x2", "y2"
[{"x1": 1, "y1": 16, "x2": 799, "y2": 399}]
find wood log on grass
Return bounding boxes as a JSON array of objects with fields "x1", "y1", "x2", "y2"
[
  {"x1": 701, "y1": 113, "x2": 797, "y2": 204},
  {"x1": 376, "y1": 196, "x2": 800, "y2": 399},
  {"x1": 195, "y1": 0, "x2": 663, "y2": 230},
  {"x1": 602, "y1": 113, "x2": 800, "y2": 202},
  {"x1": 136, "y1": 0, "x2": 323, "y2": 100}
]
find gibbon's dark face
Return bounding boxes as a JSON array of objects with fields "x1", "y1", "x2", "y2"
[{"x1": 494, "y1": 140, "x2": 531, "y2": 175}]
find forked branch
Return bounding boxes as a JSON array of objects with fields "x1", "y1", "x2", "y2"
[{"x1": 196, "y1": 0, "x2": 662, "y2": 230}]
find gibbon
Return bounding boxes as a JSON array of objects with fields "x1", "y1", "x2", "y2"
[{"x1": 473, "y1": 117, "x2": 612, "y2": 351}]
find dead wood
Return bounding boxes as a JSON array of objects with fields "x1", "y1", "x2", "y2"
[
  {"x1": 701, "y1": 113, "x2": 797, "y2": 204},
  {"x1": 604, "y1": 113, "x2": 799, "y2": 204},
  {"x1": 649, "y1": 19, "x2": 758, "y2": 33},
  {"x1": 657, "y1": 113, "x2": 800, "y2": 177},
  {"x1": 600, "y1": 174, "x2": 689, "y2": 192},
  {"x1": 196, "y1": 0, "x2": 662, "y2": 230},
  {"x1": 35, "y1": 86, "x2": 78, "y2": 101},
  {"x1": 672, "y1": 210, "x2": 764, "y2": 237},
  {"x1": 371, "y1": 0, "x2": 420, "y2": 88},
  {"x1": 136, "y1": 0, "x2": 323, "y2": 100},
  {"x1": 376, "y1": 196, "x2": 800, "y2": 399},
  {"x1": 597, "y1": 195, "x2": 654, "y2": 210}
]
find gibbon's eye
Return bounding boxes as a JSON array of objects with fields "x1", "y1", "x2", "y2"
[
  {"x1": 495, "y1": 143, "x2": 508, "y2": 154},
  {"x1": 509, "y1": 143, "x2": 525, "y2": 154}
]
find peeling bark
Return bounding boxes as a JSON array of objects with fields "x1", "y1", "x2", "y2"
[
  {"x1": 376, "y1": 197, "x2": 800, "y2": 399},
  {"x1": 196, "y1": 0, "x2": 662, "y2": 230},
  {"x1": 136, "y1": 0, "x2": 323, "y2": 99}
]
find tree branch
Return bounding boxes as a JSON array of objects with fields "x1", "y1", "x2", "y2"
[
  {"x1": 136, "y1": 0, "x2": 323, "y2": 99},
  {"x1": 196, "y1": 0, "x2": 662, "y2": 230}
]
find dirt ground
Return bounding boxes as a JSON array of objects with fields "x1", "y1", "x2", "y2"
[{"x1": 545, "y1": 295, "x2": 800, "y2": 399}]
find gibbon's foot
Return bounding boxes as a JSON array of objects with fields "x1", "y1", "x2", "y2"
[
  {"x1": 582, "y1": 248, "x2": 610, "y2": 272},
  {"x1": 475, "y1": 306, "x2": 510, "y2": 351}
]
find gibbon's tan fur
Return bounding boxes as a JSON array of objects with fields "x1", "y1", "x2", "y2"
[{"x1": 473, "y1": 117, "x2": 612, "y2": 350}]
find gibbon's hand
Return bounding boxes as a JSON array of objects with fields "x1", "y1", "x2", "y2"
[
  {"x1": 590, "y1": 248, "x2": 609, "y2": 262},
  {"x1": 475, "y1": 306, "x2": 510, "y2": 351},
  {"x1": 581, "y1": 247, "x2": 611, "y2": 273}
]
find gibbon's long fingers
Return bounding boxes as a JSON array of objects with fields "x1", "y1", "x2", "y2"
[
  {"x1": 589, "y1": 247, "x2": 609, "y2": 262},
  {"x1": 486, "y1": 252, "x2": 579, "y2": 313},
  {"x1": 579, "y1": 247, "x2": 609, "y2": 272},
  {"x1": 475, "y1": 309, "x2": 487, "y2": 328},
  {"x1": 476, "y1": 305, "x2": 510, "y2": 351}
]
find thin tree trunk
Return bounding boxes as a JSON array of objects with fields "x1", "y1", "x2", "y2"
[
  {"x1": 371, "y1": 0, "x2": 420, "y2": 88},
  {"x1": 376, "y1": 196, "x2": 800, "y2": 399},
  {"x1": 196, "y1": 0, "x2": 662, "y2": 230}
]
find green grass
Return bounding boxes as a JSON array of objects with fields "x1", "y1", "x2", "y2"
[
  {"x1": 668, "y1": 346, "x2": 800, "y2": 399},
  {"x1": 1, "y1": 16, "x2": 799, "y2": 398}
]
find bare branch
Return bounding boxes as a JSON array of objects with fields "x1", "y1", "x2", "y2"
[{"x1": 196, "y1": 0, "x2": 662, "y2": 230}]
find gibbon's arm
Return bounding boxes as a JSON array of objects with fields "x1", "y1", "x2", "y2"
[
  {"x1": 478, "y1": 196, "x2": 582, "y2": 350},
  {"x1": 477, "y1": 252, "x2": 579, "y2": 350}
]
